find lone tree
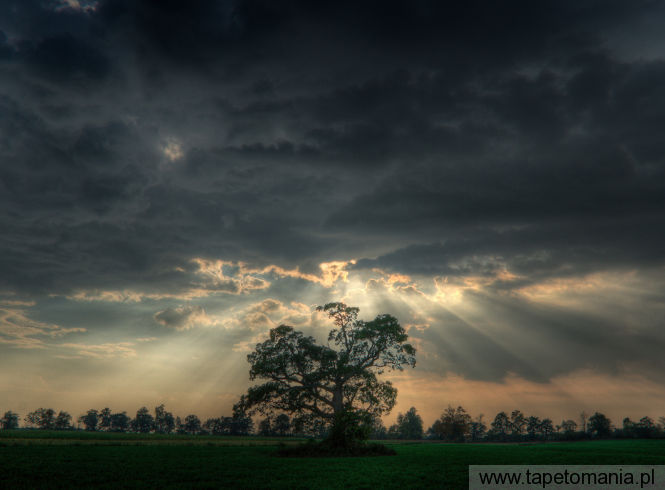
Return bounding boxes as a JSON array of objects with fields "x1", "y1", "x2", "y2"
[{"x1": 235, "y1": 302, "x2": 416, "y2": 448}]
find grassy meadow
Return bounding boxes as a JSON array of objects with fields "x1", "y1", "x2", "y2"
[{"x1": 2, "y1": 431, "x2": 665, "y2": 488}]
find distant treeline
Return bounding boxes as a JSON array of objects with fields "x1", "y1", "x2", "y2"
[
  {"x1": 0, "y1": 406, "x2": 253, "y2": 436},
  {"x1": 2, "y1": 405, "x2": 665, "y2": 441},
  {"x1": 370, "y1": 406, "x2": 665, "y2": 442}
]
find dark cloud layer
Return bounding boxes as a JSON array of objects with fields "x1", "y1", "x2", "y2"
[{"x1": 2, "y1": 0, "x2": 665, "y2": 386}]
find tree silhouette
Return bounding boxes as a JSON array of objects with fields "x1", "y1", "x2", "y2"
[
  {"x1": 203, "y1": 417, "x2": 224, "y2": 435},
  {"x1": 54, "y1": 411, "x2": 72, "y2": 430},
  {"x1": 235, "y1": 302, "x2": 415, "y2": 448},
  {"x1": 429, "y1": 406, "x2": 470, "y2": 442},
  {"x1": 110, "y1": 412, "x2": 130, "y2": 432},
  {"x1": 25, "y1": 408, "x2": 56, "y2": 429},
  {"x1": 395, "y1": 407, "x2": 423, "y2": 439},
  {"x1": 526, "y1": 416, "x2": 541, "y2": 440},
  {"x1": 623, "y1": 417, "x2": 635, "y2": 437},
  {"x1": 636, "y1": 416, "x2": 657, "y2": 438},
  {"x1": 588, "y1": 412, "x2": 611, "y2": 438},
  {"x1": 183, "y1": 414, "x2": 201, "y2": 435},
  {"x1": 99, "y1": 408, "x2": 112, "y2": 431},
  {"x1": 273, "y1": 414, "x2": 291, "y2": 436},
  {"x1": 560, "y1": 419, "x2": 577, "y2": 434},
  {"x1": 510, "y1": 410, "x2": 526, "y2": 436},
  {"x1": 539, "y1": 418, "x2": 555, "y2": 439},
  {"x1": 132, "y1": 407, "x2": 154, "y2": 433},
  {"x1": 469, "y1": 415, "x2": 487, "y2": 441},
  {"x1": 154, "y1": 404, "x2": 175, "y2": 434},
  {"x1": 78, "y1": 409, "x2": 99, "y2": 431},
  {"x1": 258, "y1": 417, "x2": 273, "y2": 436},
  {"x1": 490, "y1": 411, "x2": 510, "y2": 441},
  {"x1": 1, "y1": 411, "x2": 19, "y2": 430}
]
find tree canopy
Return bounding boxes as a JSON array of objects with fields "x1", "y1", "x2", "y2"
[{"x1": 235, "y1": 302, "x2": 416, "y2": 447}]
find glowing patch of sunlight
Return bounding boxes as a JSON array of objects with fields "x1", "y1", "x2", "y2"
[
  {"x1": 133, "y1": 334, "x2": 249, "y2": 415},
  {"x1": 162, "y1": 138, "x2": 184, "y2": 161},
  {"x1": 60, "y1": 342, "x2": 137, "y2": 359},
  {"x1": 431, "y1": 268, "x2": 521, "y2": 306},
  {"x1": 192, "y1": 257, "x2": 356, "y2": 289},
  {"x1": 433, "y1": 277, "x2": 466, "y2": 305},
  {"x1": 516, "y1": 272, "x2": 621, "y2": 303}
]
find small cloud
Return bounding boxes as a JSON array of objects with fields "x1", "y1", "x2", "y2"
[
  {"x1": 224, "y1": 299, "x2": 315, "y2": 340},
  {"x1": 154, "y1": 305, "x2": 215, "y2": 330},
  {"x1": 136, "y1": 337, "x2": 158, "y2": 342}
]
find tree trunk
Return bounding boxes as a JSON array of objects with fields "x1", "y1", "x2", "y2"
[
  {"x1": 325, "y1": 384, "x2": 371, "y2": 449},
  {"x1": 332, "y1": 386, "x2": 343, "y2": 414}
]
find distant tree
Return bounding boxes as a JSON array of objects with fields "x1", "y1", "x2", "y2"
[
  {"x1": 636, "y1": 416, "x2": 657, "y2": 439},
  {"x1": 258, "y1": 417, "x2": 273, "y2": 436},
  {"x1": 588, "y1": 412, "x2": 611, "y2": 438},
  {"x1": 510, "y1": 410, "x2": 526, "y2": 437},
  {"x1": 469, "y1": 415, "x2": 487, "y2": 442},
  {"x1": 132, "y1": 407, "x2": 154, "y2": 433},
  {"x1": 490, "y1": 411, "x2": 510, "y2": 441},
  {"x1": 110, "y1": 412, "x2": 130, "y2": 432},
  {"x1": 560, "y1": 419, "x2": 577, "y2": 434},
  {"x1": 154, "y1": 404, "x2": 175, "y2": 434},
  {"x1": 429, "y1": 406, "x2": 471, "y2": 442},
  {"x1": 223, "y1": 415, "x2": 254, "y2": 436},
  {"x1": 235, "y1": 303, "x2": 416, "y2": 448},
  {"x1": 539, "y1": 418, "x2": 554, "y2": 439},
  {"x1": 183, "y1": 415, "x2": 201, "y2": 435},
  {"x1": 622, "y1": 417, "x2": 636, "y2": 438},
  {"x1": 54, "y1": 411, "x2": 72, "y2": 430},
  {"x1": 526, "y1": 416, "x2": 541, "y2": 440},
  {"x1": 1, "y1": 411, "x2": 19, "y2": 430},
  {"x1": 203, "y1": 415, "x2": 253, "y2": 436},
  {"x1": 24, "y1": 410, "x2": 39, "y2": 428},
  {"x1": 78, "y1": 409, "x2": 99, "y2": 431},
  {"x1": 25, "y1": 408, "x2": 56, "y2": 430},
  {"x1": 395, "y1": 407, "x2": 423, "y2": 440},
  {"x1": 99, "y1": 408, "x2": 112, "y2": 431},
  {"x1": 273, "y1": 414, "x2": 291, "y2": 436},
  {"x1": 203, "y1": 417, "x2": 223, "y2": 435}
]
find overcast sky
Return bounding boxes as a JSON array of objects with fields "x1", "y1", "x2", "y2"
[{"x1": 2, "y1": 0, "x2": 665, "y2": 426}]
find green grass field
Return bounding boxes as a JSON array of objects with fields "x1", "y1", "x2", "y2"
[{"x1": 2, "y1": 431, "x2": 665, "y2": 488}]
